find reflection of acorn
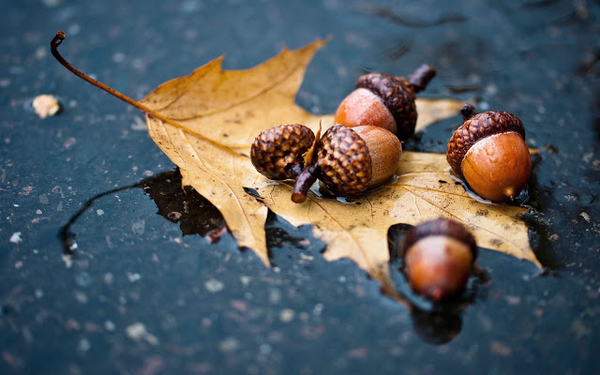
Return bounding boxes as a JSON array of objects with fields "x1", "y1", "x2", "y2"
[
  {"x1": 410, "y1": 309, "x2": 462, "y2": 345},
  {"x1": 334, "y1": 64, "x2": 436, "y2": 142},
  {"x1": 250, "y1": 124, "x2": 315, "y2": 180},
  {"x1": 447, "y1": 104, "x2": 532, "y2": 202},
  {"x1": 400, "y1": 218, "x2": 477, "y2": 301}
]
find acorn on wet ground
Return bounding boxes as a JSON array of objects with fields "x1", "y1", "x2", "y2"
[
  {"x1": 334, "y1": 64, "x2": 436, "y2": 142},
  {"x1": 399, "y1": 218, "x2": 478, "y2": 301},
  {"x1": 446, "y1": 104, "x2": 532, "y2": 202}
]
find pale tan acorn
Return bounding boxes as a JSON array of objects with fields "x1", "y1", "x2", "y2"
[
  {"x1": 447, "y1": 104, "x2": 532, "y2": 202},
  {"x1": 400, "y1": 218, "x2": 478, "y2": 301},
  {"x1": 292, "y1": 124, "x2": 401, "y2": 203},
  {"x1": 334, "y1": 64, "x2": 436, "y2": 142},
  {"x1": 250, "y1": 124, "x2": 315, "y2": 180}
]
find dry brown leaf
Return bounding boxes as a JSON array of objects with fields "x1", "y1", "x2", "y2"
[{"x1": 140, "y1": 40, "x2": 540, "y2": 295}]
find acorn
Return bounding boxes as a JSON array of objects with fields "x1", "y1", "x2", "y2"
[
  {"x1": 400, "y1": 218, "x2": 477, "y2": 301},
  {"x1": 250, "y1": 124, "x2": 315, "y2": 180},
  {"x1": 291, "y1": 124, "x2": 401, "y2": 203},
  {"x1": 447, "y1": 104, "x2": 532, "y2": 202},
  {"x1": 334, "y1": 64, "x2": 436, "y2": 142}
]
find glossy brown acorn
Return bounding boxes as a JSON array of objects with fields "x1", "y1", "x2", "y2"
[
  {"x1": 400, "y1": 218, "x2": 477, "y2": 301},
  {"x1": 334, "y1": 64, "x2": 436, "y2": 142},
  {"x1": 250, "y1": 124, "x2": 316, "y2": 180},
  {"x1": 447, "y1": 104, "x2": 532, "y2": 202},
  {"x1": 292, "y1": 125, "x2": 401, "y2": 203}
]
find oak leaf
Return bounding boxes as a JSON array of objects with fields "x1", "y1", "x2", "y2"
[{"x1": 138, "y1": 40, "x2": 541, "y2": 297}]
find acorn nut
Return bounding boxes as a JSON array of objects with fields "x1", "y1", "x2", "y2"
[
  {"x1": 292, "y1": 125, "x2": 401, "y2": 203},
  {"x1": 251, "y1": 124, "x2": 316, "y2": 180},
  {"x1": 334, "y1": 64, "x2": 436, "y2": 142},
  {"x1": 400, "y1": 218, "x2": 477, "y2": 301},
  {"x1": 447, "y1": 104, "x2": 532, "y2": 202}
]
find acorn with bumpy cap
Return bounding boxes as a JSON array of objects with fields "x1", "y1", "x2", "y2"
[
  {"x1": 334, "y1": 64, "x2": 436, "y2": 142},
  {"x1": 250, "y1": 124, "x2": 316, "y2": 180},
  {"x1": 291, "y1": 124, "x2": 401, "y2": 203},
  {"x1": 446, "y1": 104, "x2": 532, "y2": 202}
]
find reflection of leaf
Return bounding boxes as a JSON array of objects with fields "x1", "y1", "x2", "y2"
[
  {"x1": 59, "y1": 170, "x2": 228, "y2": 255},
  {"x1": 140, "y1": 40, "x2": 540, "y2": 296}
]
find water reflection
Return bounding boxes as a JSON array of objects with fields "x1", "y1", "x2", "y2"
[
  {"x1": 61, "y1": 169, "x2": 487, "y2": 345},
  {"x1": 410, "y1": 308, "x2": 462, "y2": 345},
  {"x1": 388, "y1": 223, "x2": 488, "y2": 345},
  {"x1": 59, "y1": 169, "x2": 227, "y2": 254}
]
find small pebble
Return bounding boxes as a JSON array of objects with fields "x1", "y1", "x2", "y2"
[
  {"x1": 127, "y1": 273, "x2": 142, "y2": 283},
  {"x1": 78, "y1": 338, "x2": 91, "y2": 352},
  {"x1": 580, "y1": 212, "x2": 590, "y2": 223},
  {"x1": 74, "y1": 291, "x2": 88, "y2": 304},
  {"x1": 205, "y1": 279, "x2": 224, "y2": 293},
  {"x1": 279, "y1": 308, "x2": 295, "y2": 322},
  {"x1": 218, "y1": 337, "x2": 239, "y2": 353},
  {"x1": 32, "y1": 94, "x2": 61, "y2": 119},
  {"x1": 239, "y1": 276, "x2": 251, "y2": 287},
  {"x1": 313, "y1": 303, "x2": 324, "y2": 316},
  {"x1": 10, "y1": 232, "x2": 22, "y2": 244},
  {"x1": 126, "y1": 322, "x2": 159, "y2": 345},
  {"x1": 104, "y1": 321, "x2": 116, "y2": 332}
]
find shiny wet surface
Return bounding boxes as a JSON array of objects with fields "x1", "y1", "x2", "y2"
[{"x1": 1, "y1": 0, "x2": 599, "y2": 373}]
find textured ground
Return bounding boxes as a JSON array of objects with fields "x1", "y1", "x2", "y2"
[{"x1": 1, "y1": 0, "x2": 599, "y2": 374}]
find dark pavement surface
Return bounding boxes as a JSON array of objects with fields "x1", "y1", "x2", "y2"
[{"x1": 1, "y1": 0, "x2": 599, "y2": 374}]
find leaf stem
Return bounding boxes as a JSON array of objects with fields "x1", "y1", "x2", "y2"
[
  {"x1": 50, "y1": 31, "x2": 241, "y2": 157},
  {"x1": 51, "y1": 31, "x2": 164, "y2": 122}
]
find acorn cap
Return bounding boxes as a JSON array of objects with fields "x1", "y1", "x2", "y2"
[
  {"x1": 355, "y1": 73, "x2": 418, "y2": 142},
  {"x1": 317, "y1": 125, "x2": 401, "y2": 198},
  {"x1": 446, "y1": 111, "x2": 526, "y2": 178},
  {"x1": 251, "y1": 124, "x2": 315, "y2": 180},
  {"x1": 317, "y1": 125, "x2": 373, "y2": 197},
  {"x1": 399, "y1": 218, "x2": 478, "y2": 260}
]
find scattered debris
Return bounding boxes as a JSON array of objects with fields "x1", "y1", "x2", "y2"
[
  {"x1": 218, "y1": 337, "x2": 239, "y2": 353},
  {"x1": 62, "y1": 254, "x2": 73, "y2": 268},
  {"x1": 127, "y1": 272, "x2": 142, "y2": 282},
  {"x1": 279, "y1": 308, "x2": 295, "y2": 322},
  {"x1": 9, "y1": 232, "x2": 22, "y2": 244},
  {"x1": 580, "y1": 212, "x2": 591, "y2": 223},
  {"x1": 32, "y1": 94, "x2": 61, "y2": 119},
  {"x1": 204, "y1": 278, "x2": 224, "y2": 293},
  {"x1": 104, "y1": 320, "x2": 116, "y2": 332},
  {"x1": 78, "y1": 338, "x2": 91, "y2": 352},
  {"x1": 131, "y1": 116, "x2": 147, "y2": 131},
  {"x1": 239, "y1": 276, "x2": 251, "y2": 287},
  {"x1": 490, "y1": 340, "x2": 512, "y2": 357},
  {"x1": 126, "y1": 322, "x2": 159, "y2": 345}
]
